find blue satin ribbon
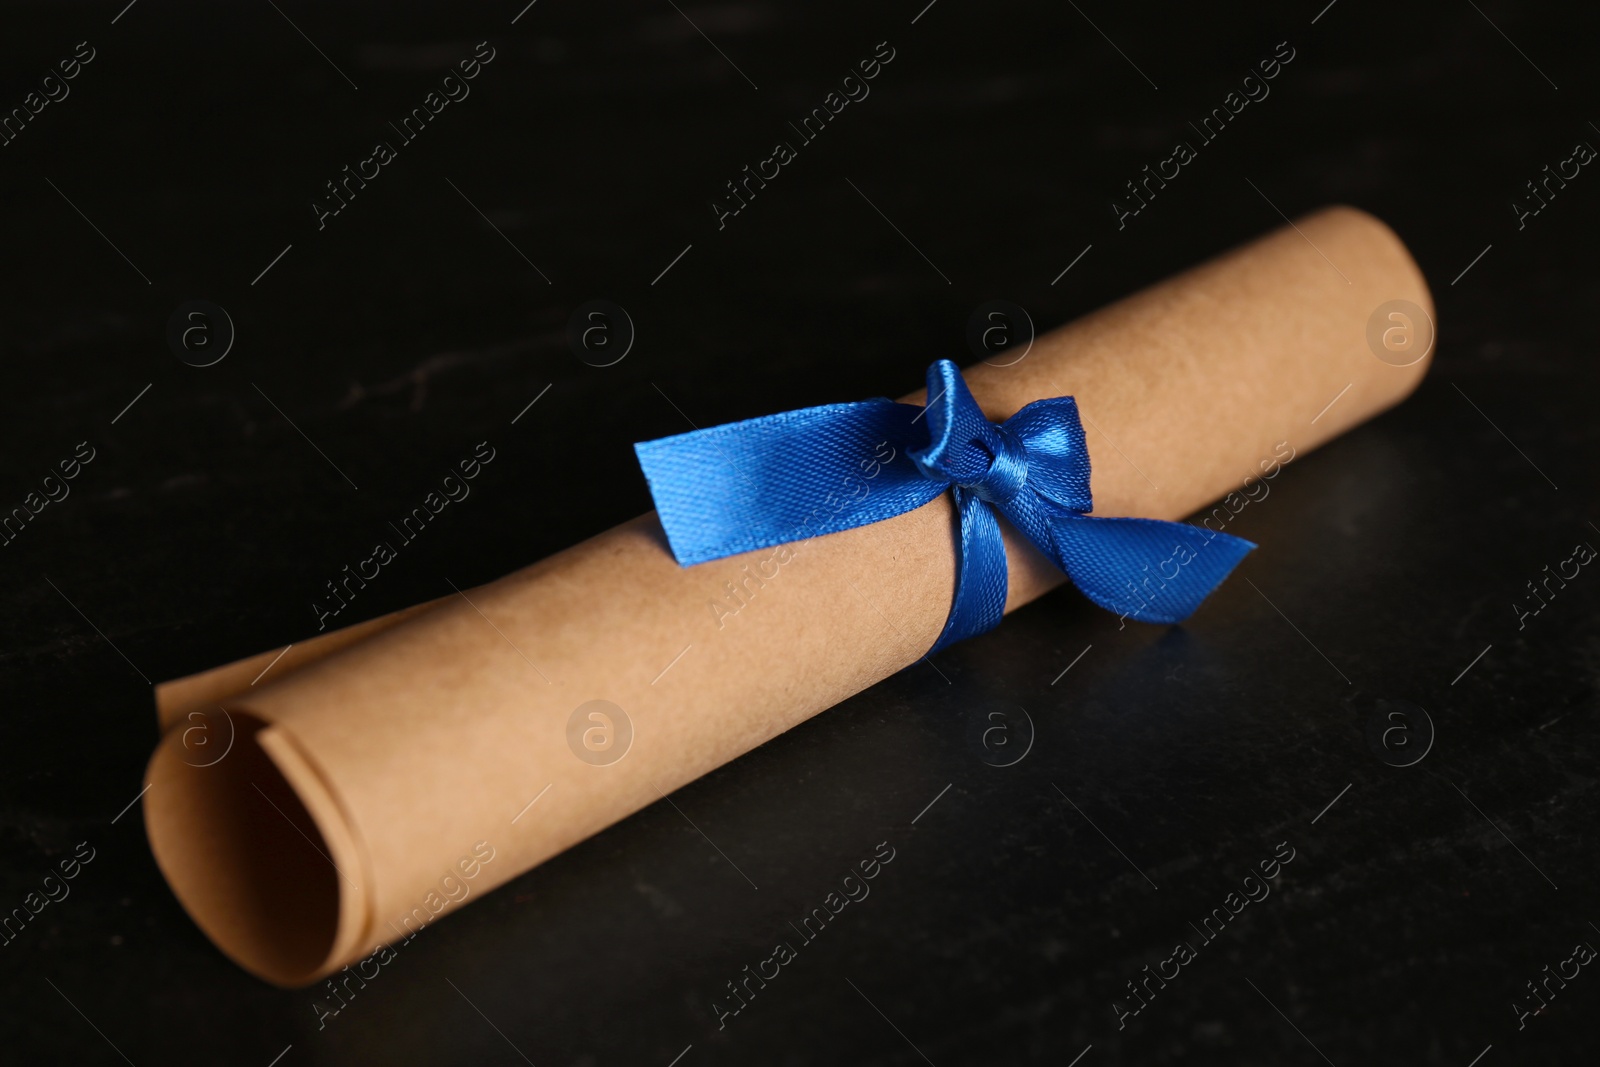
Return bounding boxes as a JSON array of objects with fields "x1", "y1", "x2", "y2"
[{"x1": 635, "y1": 360, "x2": 1254, "y2": 653}]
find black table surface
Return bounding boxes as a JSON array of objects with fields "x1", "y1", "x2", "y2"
[{"x1": 4, "y1": 1, "x2": 1598, "y2": 1064}]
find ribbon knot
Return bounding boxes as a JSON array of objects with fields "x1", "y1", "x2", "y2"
[
  {"x1": 635, "y1": 360, "x2": 1254, "y2": 655},
  {"x1": 922, "y1": 421, "x2": 1030, "y2": 506}
]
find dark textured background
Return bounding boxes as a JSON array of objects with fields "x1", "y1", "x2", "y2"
[{"x1": 3, "y1": 1, "x2": 1598, "y2": 1064}]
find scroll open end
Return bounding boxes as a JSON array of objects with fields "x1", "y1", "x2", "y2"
[{"x1": 145, "y1": 711, "x2": 371, "y2": 987}]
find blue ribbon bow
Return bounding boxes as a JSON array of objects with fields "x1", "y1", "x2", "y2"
[{"x1": 635, "y1": 360, "x2": 1254, "y2": 653}]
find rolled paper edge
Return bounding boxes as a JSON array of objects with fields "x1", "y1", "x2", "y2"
[
  {"x1": 154, "y1": 595, "x2": 449, "y2": 734},
  {"x1": 144, "y1": 712, "x2": 373, "y2": 987}
]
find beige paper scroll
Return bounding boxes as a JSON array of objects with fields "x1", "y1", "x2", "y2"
[{"x1": 145, "y1": 206, "x2": 1435, "y2": 987}]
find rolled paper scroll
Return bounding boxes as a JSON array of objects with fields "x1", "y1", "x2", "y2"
[{"x1": 146, "y1": 206, "x2": 1434, "y2": 986}]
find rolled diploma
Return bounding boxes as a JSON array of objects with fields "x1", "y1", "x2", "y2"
[{"x1": 145, "y1": 206, "x2": 1434, "y2": 986}]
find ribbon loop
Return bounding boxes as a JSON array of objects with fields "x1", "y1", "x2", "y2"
[
  {"x1": 635, "y1": 359, "x2": 1255, "y2": 654},
  {"x1": 909, "y1": 360, "x2": 996, "y2": 483}
]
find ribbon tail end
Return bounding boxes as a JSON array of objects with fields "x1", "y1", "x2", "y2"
[{"x1": 1049, "y1": 514, "x2": 1256, "y2": 626}]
